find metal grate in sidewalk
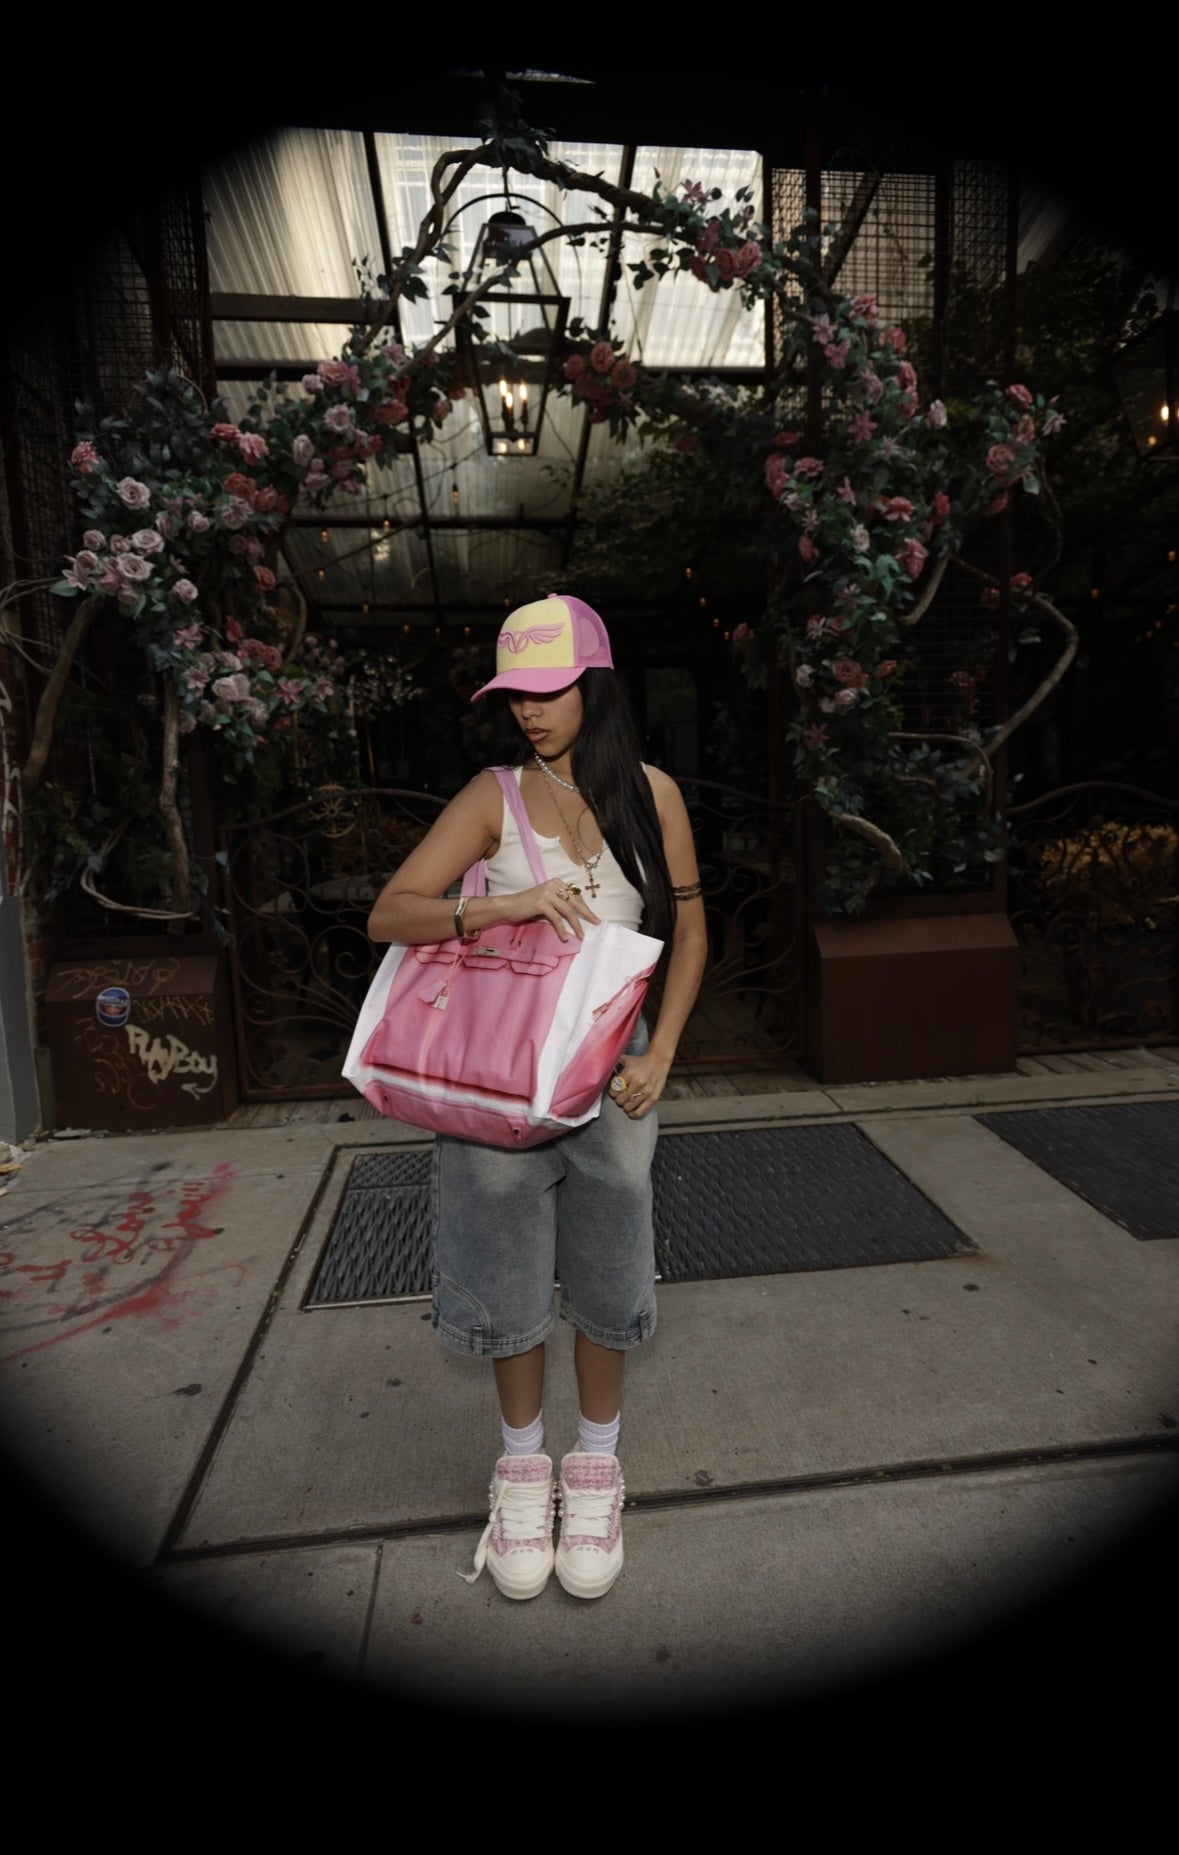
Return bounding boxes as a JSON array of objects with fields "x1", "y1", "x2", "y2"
[{"x1": 306, "y1": 1124, "x2": 975, "y2": 1307}]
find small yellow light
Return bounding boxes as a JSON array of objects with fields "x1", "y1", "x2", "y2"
[
  {"x1": 464, "y1": 625, "x2": 471, "y2": 636},
  {"x1": 712, "y1": 616, "x2": 720, "y2": 628},
  {"x1": 403, "y1": 624, "x2": 410, "y2": 635},
  {"x1": 317, "y1": 568, "x2": 325, "y2": 581},
  {"x1": 1090, "y1": 587, "x2": 1100, "y2": 599},
  {"x1": 362, "y1": 602, "x2": 369, "y2": 615},
  {"x1": 723, "y1": 630, "x2": 731, "y2": 641},
  {"x1": 520, "y1": 383, "x2": 529, "y2": 404},
  {"x1": 1169, "y1": 550, "x2": 1176, "y2": 563},
  {"x1": 684, "y1": 566, "x2": 693, "y2": 580},
  {"x1": 320, "y1": 529, "x2": 328, "y2": 543},
  {"x1": 1162, "y1": 403, "x2": 1171, "y2": 422},
  {"x1": 699, "y1": 596, "x2": 707, "y2": 608}
]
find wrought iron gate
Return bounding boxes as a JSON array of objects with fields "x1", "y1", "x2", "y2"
[{"x1": 219, "y1": 779, "x2": 805, "y2": 1100}]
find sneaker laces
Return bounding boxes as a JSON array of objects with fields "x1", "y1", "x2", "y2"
[
  {"x1": 458, "y1": 1474, "x2": 551, "y2": 1585},
  {"x1": 559, "y1": 1477, "x2": 621, "y2": 1545}
]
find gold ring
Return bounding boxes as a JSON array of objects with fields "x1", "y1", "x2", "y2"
[
  {"x1": 609, "y1": 1075, "x2": 628, "y2": 1096},
  {"x1": 556, "y1": 887, "x2": 569, "y2": 900}
]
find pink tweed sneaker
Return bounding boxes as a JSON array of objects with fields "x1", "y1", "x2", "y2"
[
  {"x1": 555, "y1": 1452, "x2": 625, "y2": 1599},
  {"x1": 459, "y1": 1454, "x2": 555, "y2": 1600}
]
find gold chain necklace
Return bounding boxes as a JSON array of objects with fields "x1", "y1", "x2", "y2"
[{"x1": 531, "y1": 756, "x2": 604, "y2": 900}]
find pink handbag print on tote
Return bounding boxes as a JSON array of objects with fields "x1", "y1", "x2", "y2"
[{"x1": 342, "y1": 767, "x2": 663, "y2": 1146}]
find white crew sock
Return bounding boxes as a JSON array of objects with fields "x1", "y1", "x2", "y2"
[
  {"x1": 501, "y1": 1411, "x2": 545, "y2": 1457},
  {"x1": 577, "y1": 1411, "x2": 621, "y2": 1456}
]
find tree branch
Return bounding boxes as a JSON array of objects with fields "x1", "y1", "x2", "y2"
[
  {"x1": 829, "y1": 810, "x2": 905, "y2": 867},
  {"x1": 895, "y1": 551, "x2": 951, "y2": 627},
  {"x1": 159, "y1": 680, "x2": 193, "y2": 933},
  {"x1": 21, "y1": 595, "x2": 102, "y2": 791}
]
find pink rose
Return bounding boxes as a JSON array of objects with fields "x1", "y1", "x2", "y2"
[
  {"x1": 292, "y1": 434, "x2": 314, "y2": 467},
  {"x1": 832, "y1": 657, "x2": 868, "y2": 689},
  {"x1": 1013, "y1": 413, "x2": 1036, "y2": 446},
  {"x1": 776, "y1": 431, "x2": 799, "y2": 448},
  {"x1": 324, "y1": 404, "x2": 353, "y2": 434},
  {"x1": 734, "y1": 240, "x2": 762, "y2": 276},
  {"x1": 926, "y1": 399, "x2": 948, "y2": 429},
  {"x1": 302, "y1": 374, "x2": 323, "y2": 393},
  {"x1": 187, "y1": 510, "x2": 210, "y2": 534},
  {"x1": 798, "y1": 534, "x2": 819, "y2": 565},
  {"x1": 877, "y1": 496, "x2": 914, "y2": 522},
  {"x1": 172, "y1": 578, "x2": 199, "y2": 603},
  {"x1": 882, "y1": 327, "x2": 907, "y2": 353},
  {"x1": 131, "y1": 528, "x2": 165, "y2": 554},
  {"x1": 590, "y1": 341, "x2": 615, "y2": 374},
  {"x1": 765, "y1": 454, "x2": 788, "y2": 496},
  {"x1": 116, "y1": 477, "x2": 151, "y2": 510},
  {"x1": 900, "y1": 537, "x2": 928, "y2": 580},
  {"x1": 860, "y1": 369, "x2": 884, "y2": 405},
  {"x1": 714, "y1": 248, "x2": 736, "y2": 281},
  {"x1": 877, "y1": 659, "x2": 898, "y2": 676},
  {"x1": 251, "y1": 486, "x2": 278, "y2": 513},
  {"x1": 82, "y1": 529, "x2": 105, "y2": 550},
  {"x1": 986, "y1": 443, "x2": 1016, "y2": 477},
  {"x1": 212, "y1": 672, "x2": 251, "y2": 704},
  {"x1": 794, "y1": 456, "x2": 824, "y2": 479},
  {"x1": 1005, "y1": 384, "x2": 1033, "y2": 408},
  {"x1": 317, "y1": 360, "x2": 361, "y2": 394},
  {"x1": 375, "y1": 400, "x2": 409, "y2": 425},
  {"x1": 224, "y1": 472, "x2": 256, "y2": 499},
  {"x1": 896, "y1": 361, "x2": 918, "y2": 391},
  {"x1": 794, "y1": 664, "x2": 814, "y2": 687},
  {"x1": 851, "y1": 524, "x2": 870, "y2": 552},
  {"x1": 115, "y1": 553, "x2": 152, "y2": 582},
  {"x1": 262, "y1": 645, "x2": 282, "y2": 672},
  {"x1": 833, "y1": 687, "x2": 860, "y2": 709},
  {"x1": 563, "y1": 355, "x2": 586, "y2": 381},
  {"x1": 70, "y1": 441, "x2": 102, "y2": 475},
  {"x1": 220, "y1": 497, "x2": 253, "y2": 530},
  {"x1": 932, "y1": 491, "x2": 951, "y2": 525},
  {"x1": 237, "y1": 432, "x2": 269, "y2": 463},
  {"x1": 225, "y1": 618, "x2": 244, "y2": 643},
  {"x1": 253, "y1": 565, "x2": 277, "y2": 591},
  {"x1": 210, "y1": 422, "x2": 240, "y2": 443},
  {"x1": 1009, "y1": 571, "x2": 1034, "y2": 596},
  {"x1": 611, "y1": 360, "x2": 637, "y2": 391},
  {"x1": 850, "y1": 294, "x2": 880, "y2": 325}
]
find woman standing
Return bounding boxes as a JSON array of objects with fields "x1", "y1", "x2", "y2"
[{"x1": 367, "y1": 594, "x2": 707, "y2": 1600}]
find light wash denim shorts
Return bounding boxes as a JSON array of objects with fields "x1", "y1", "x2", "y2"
[{"x1": 430, "y1": 1019, "x2": 657, "y2": 1358}]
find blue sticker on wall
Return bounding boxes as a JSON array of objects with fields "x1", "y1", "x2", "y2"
[{"x1": 96, "y1": 986, "x2": 131, "y2": 1028}]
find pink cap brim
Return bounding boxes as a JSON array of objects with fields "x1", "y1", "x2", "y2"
[{"x1": 470, "y1": 665, "x2": 587, "y2": 702}]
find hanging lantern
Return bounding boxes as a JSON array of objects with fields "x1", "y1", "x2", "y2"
[
  {"x1": 453, "y1": 208, "x2": 569, "y2": 457},
  {"x1": 1112, "y1": 282, "x2": 1178, "y2": 461}
]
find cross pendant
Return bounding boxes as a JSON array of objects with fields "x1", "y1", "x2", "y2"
[{"x1": 585, "y1": 871, "x2": 600, "y2": 899}]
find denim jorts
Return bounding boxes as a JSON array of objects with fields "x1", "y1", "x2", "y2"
[{"x1": 430, "y1": 1026, "x2": 658, "y2": 1358}]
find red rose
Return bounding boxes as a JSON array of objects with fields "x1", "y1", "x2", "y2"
[{"x1": 1005, "y1": 384, "x2": 1033, "y2": 408}]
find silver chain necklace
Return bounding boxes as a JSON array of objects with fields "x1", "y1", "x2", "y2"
[{"x1": 530, "y1": 753, "x2": 604, "y2": 899}]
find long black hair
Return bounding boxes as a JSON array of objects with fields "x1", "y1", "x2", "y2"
[{"x1": 482, "y1": 670, "x2": 676, "y2": 943}]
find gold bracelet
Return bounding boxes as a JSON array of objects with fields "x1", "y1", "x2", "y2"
[{"x1": 672, "y1": 880, "x2": 702, "y2": 901}]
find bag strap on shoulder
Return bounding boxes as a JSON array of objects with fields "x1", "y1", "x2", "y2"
[{"x1": 489, "y1": 765, "x2": 549, "y2": 887}]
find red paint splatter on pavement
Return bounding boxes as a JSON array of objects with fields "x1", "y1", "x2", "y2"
[{"x1": 0, "y1": 1163, "x2": 238, "y2": 1363}]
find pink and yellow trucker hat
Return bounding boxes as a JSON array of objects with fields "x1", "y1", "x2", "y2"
[{"x1": 471, "y1": 593, "x2": 613, "y2": 700}]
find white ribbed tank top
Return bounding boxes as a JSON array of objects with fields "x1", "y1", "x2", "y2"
[{"x1": 483, "y1": 765, "x2": 644, "y2": 931}]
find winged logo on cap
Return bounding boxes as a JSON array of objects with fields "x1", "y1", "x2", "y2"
[{"x1": 497, "y1": 623, "x2": 567, "y2": 652}]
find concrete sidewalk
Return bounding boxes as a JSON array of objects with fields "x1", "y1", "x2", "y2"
[{"x1": 3, "y1": 1051, "x2": 1178, "y2": 1773}]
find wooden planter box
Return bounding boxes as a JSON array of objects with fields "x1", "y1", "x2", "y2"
[
  {"x1": 801, "y1": 802, "x2": 1019, "y2": 1084},
  {"x1": 804, "y1": 899, "x2": 1019, "y2": 1084},
  {"x1": 45, "y1": 939, "x2": 239, "y2": 1131}
]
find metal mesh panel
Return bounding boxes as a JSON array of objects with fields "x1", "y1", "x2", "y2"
[
  {"x1": 769, "y1": 167, "x2": 807, "y2": 368},
  {"x1": 821, "y1": 168, "x2": 937, "y2": 331},
  {"x1": 944, "y1": 160, "x2": 1010, "y2": 397}
]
